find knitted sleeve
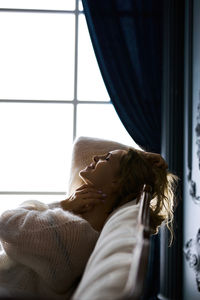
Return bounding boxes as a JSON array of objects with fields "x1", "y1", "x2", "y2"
[{"x1": 0, "y1": 205, "x2": 99, "y2": 293}]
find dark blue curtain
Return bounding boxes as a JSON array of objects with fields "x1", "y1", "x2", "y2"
[
  {"x1": 82, "y1": 0, "x2": 163, "y2": 154},
  {"x1": 82, "y1": 1, "x2": 163, "y2": 299}
]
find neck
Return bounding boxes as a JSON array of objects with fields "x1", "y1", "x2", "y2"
[{"x1": 80, "y1": 193, "x2": 117, "y2": 232}]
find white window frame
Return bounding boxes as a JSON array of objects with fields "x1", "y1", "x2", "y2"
[{"x1": 0, "y1": 0, "x2": 112, "y2": 198}]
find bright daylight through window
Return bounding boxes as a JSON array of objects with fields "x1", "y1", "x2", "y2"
[{"x1": 0, "y1": 0, "x2": 138, "y2": 213}]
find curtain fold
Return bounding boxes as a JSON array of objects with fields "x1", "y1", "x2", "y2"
[
  {"x1": 82, "y1": 1, "x2": 163, "y2": 298},
  {"x1": 82, "y1": 0, "x2": 163, "y2": 153}
]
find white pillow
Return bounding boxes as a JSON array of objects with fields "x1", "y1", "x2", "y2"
[
  {"x1": 69, "y1": 137, "x2": 146, "y2": 299},
  {"x1": 72, "y1": 199, "x2": 139, "y2": 300}
]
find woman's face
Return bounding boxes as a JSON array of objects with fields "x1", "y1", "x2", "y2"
[{"x1": 79, "y1": 149, "x2": 127, "y2": 188}]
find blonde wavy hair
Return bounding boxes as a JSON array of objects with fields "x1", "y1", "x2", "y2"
[{"x1": 111, "y1": 148, "x2": 179, "y2": 245}]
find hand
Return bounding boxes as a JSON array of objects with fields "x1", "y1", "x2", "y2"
[
  {"x1": 60, "y1": 184, "x2": 106, "y2": 214},
  {"x1": 144, "y1": 152, "x2": 168, "y2": 169}
]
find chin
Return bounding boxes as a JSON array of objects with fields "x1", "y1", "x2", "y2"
[{"x1": 79, "y1": 169, "x2": 86, "y2": 180}]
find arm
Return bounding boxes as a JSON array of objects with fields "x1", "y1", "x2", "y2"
[
  {"x1": 0, "y1": 207, "x2": 78, "y2": 271},
  {"x1": 0, "y1": 206, "x2": 99, "y2": 291}
]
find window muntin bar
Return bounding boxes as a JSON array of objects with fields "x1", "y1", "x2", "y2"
[{"x1": 0, "y1": 1, "x2": 137, "y2": 198}]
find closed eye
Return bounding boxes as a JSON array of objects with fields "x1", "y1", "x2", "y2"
[{"x1": 105, "y1": 153, "x2": 111, "y2": 161}]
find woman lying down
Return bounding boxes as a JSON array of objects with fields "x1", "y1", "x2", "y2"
[{"x1": 0, "y1": 148, "x2": 178, "y2": 299}]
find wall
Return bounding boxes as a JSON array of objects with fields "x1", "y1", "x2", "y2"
[
  {"x1": 183, "y1": 0, "x2": 200, "y2": 299},
  {"x1": 159, "y1": 1, "x2": 185, "y2": 299}
]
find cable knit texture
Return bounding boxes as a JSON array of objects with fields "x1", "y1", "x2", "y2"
[{"x1": 0, "y1": 200, "x2": 99, "y2": 299}]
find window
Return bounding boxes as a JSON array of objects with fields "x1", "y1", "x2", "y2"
[{"x1": 0, "y1": 0, "x2": 139, "y2": 213}]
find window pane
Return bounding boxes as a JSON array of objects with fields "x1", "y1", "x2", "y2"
[
  {"x1": 77, "y1": 104, "x2": 140, "y2": 148},
  {"x1": 0, "y1": 103, "x2": 73, "y2": 192},
  {"x1": 79, "y1": 0, "x2": 83, "y2": 11},
  {"x1": 0, "y1": 12, "x2": 75, "y2": 100},
  {"x1": 77, "y1": 14, "x2": 110, "y2": 101},
  {"x1": 0, "y1": 0, "x2": 75, "y2": 10}
]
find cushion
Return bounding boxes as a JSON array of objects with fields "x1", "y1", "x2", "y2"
[
  {"x1": 72, "y1": 199, "x2": 140, "y2": 300},
  {"x1": 69, "y1": 136, "x2": 145, "y2": 300}
]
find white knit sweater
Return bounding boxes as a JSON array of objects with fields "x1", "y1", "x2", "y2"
[{"x1": 0, "y1": 200, "x2": 99, "y2": 299}]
